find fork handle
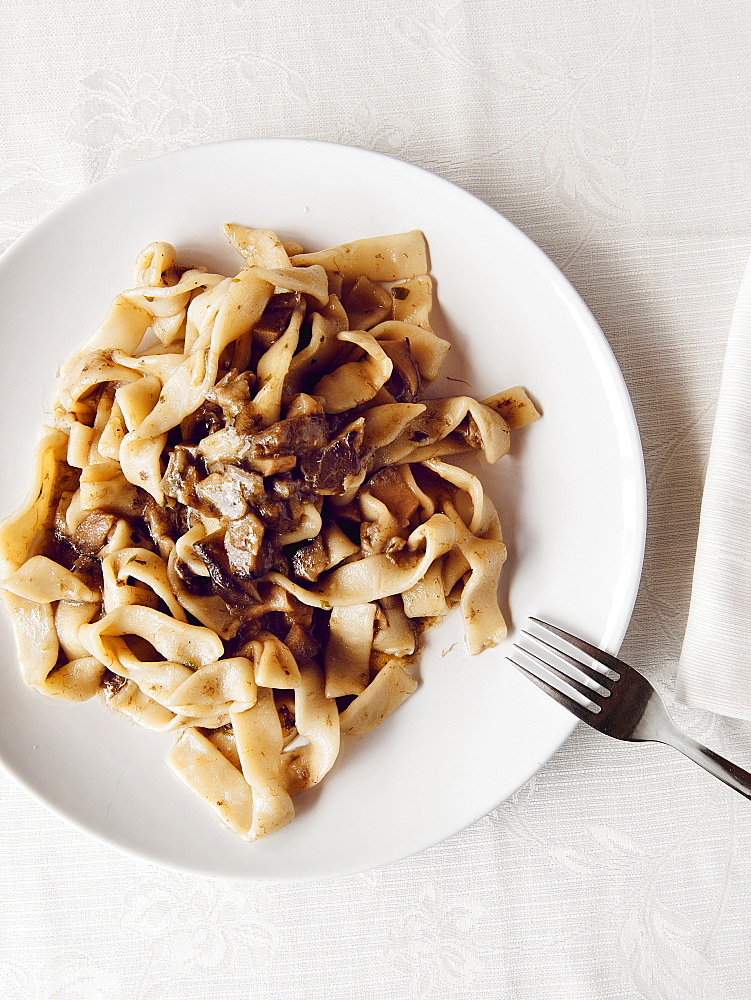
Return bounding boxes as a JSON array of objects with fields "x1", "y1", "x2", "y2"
[{"x1": 664, "y1": 731, "x2": 751, "y2": 800}]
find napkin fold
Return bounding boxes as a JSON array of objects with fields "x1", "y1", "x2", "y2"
[{"x1": 678, "y1": 253, "x2": 751, "y2": 719}]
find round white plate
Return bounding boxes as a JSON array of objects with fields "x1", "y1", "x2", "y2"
[{"x1": 0, "y1": 140, "x2": 645, "y2": 881}]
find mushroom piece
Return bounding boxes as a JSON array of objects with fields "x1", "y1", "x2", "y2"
[
  {"x1": 291, "y1": 535, "x2": 329, "y2": 582},
  {"x1": 251, "y1": 292, "x2": 303, "y2": 350},
  {"x1": 193, "y1": 530, "x2": 258, "y2": 605},
  {"x1": 194, "y1": 473, "x2": 244, "y2": 520},
  {"x1": 70, "y1": 511, "x2": 119, "y2": 555},
  {"x1": 206, "y1": 370, "x2": 256, "y2": 424},
  {"x1": 161, "y1": 446, "x2": 205, "y2": 508},
  {"x1": 245, "y1": 412, "x2": 329, "y2": 458},
  {"x1": 379, "y1": 339, "x2": 421, "y2": 402},
  {"x1": 363, "y1": 466, "x2": 420, "y2": 527},
  {"x1": 141, "y1": 496, "x2": 189, "y2": 558},
  {"x1": 342, "y1": 276, "x2": 393, "y2": 330},
  {"x1": 224, "y1": 513, "x2": 266, "y2": 576},
  {"x1": 298, "y1": 419, "x2": 366, "y2": 496},
  {"x1": 180, "y1": 400, "x2": 224, "y2": 446},
  {"x1": 198, "y1": 410, "x2": 329, "y2": 466},
  {"x1": 284, "y1": 622, "x2": 320, "y2": 662}
]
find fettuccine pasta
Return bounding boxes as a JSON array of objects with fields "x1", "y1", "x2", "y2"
[{"x1": 0, "y1": 225, "x2": 539, "y2": 842}]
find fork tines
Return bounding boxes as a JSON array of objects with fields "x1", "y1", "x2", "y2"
[
  {"x1": 528, "y1": 618, "x2": 622, "y2": 678},
  {"x1": 507, "y1": 618, "x2": 619, "y2": 720},
  {"x1": 506, "y1": 619, "x2": 751, "y2": 800}
]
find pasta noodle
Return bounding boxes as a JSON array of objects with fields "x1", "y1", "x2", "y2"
[{"x1": 0, "y1": 225, "x2": 539, "y2": 841}]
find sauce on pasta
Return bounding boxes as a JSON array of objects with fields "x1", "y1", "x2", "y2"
[{"x1": 0, "y1": 226, "x2": 539, "y2": 841}]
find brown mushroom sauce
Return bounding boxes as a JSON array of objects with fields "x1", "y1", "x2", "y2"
[{"x1": 46, "y1": 293, "x2": 451, "y2": 664}]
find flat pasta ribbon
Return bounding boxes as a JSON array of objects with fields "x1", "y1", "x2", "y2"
[{"x1": 0, "y1": 224, "x2": 539, "y2": 843}]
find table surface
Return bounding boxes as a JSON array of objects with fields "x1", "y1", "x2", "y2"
[{"x1": 2, "y1": 2, "x2": 751, "y2": 997}]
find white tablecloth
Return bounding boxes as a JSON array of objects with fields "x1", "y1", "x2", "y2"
[{"x1": 2, "y1": 2, "x2": 751, "y2": 997}]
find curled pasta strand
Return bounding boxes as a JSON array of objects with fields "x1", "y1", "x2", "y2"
[
  {"x1": 291, "y1": 231, "x2": 428, "y2": 282},
  {"x1": 0, "y1": 225, "x2": 537, "y2": 843},
  {"x1": 421, "y1": 458, "x2": 487, "y2": 536},
  {"x1": 282, "y1": 663, "x2": 340, "y2": 794},
  {"x1": 3, "y1": 555, "x2": 99, "y2": 604},
  {"x1": 231, "y1": 690, "x2": 296, "y2": 841},
  {"x1": 0, "y1": 428, "x2": 74, "y2": 578},
  {"x1": 102, "y1": 548, "x2": 187, "y2": 621},
  {"x1": 339, "y1": 658, "x2": 418, "y2": 736},
  {"x1": 442, "y1": 498, "x2": 508, "y2": 654},
  {"x1": 265, "y1": 512, "x2": 456, "y2": 609},
  {"x1": 312, "y1": 331, "x2": 393, "y2": 413},
  {"x1": 167, "y1": 657, "x2": 258, "y2": 717},
  {"x1": 223, "y1": 224, "x2": 291, "y2": 269},
  {"x1": 168, "y1": 726, "x2": 256, "y2": 838},
  {"x1": 79, "y1": 605, "x2": 224, "y2": 670},
  {"x1": 324, "y1": 603, "x2": 377, "y2": 697}
]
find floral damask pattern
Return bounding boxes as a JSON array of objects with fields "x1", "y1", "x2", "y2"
[
  {"x1": 0, "y1": 160, "x2": 76, "y2": 253},
  {"x1": 393, "y1": 0, "x2": 652, "y2": 222},
  {"x1": 122, "y1": 874, "x2": 278, "y2": 972},
  {"x1": 386, "y1": 883, "x2": 486, "y2": 998},
  {"x1": 332, "y1": 102, "x2": 416, "y2": 159},
  {"x1": 2, "y1": 0, "x2": 751, "y2": 998},
  {"x1": 620, "y1": 900, "x2": 727, "y2": 1000},
  {"x1": 67, "y1": 71, "x2": 212, "y2": 180},
  {"x1": 0, "y1": 955, "x2": 122, "y2": 999}
]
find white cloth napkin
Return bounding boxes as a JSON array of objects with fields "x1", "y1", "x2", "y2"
[{"x1": 678, "y1": 253, "x2": 751, "y2": 718}]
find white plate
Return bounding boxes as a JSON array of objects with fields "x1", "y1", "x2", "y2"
[{"x1": 0, "y1": 140, "x2": 645, "y2": 881}]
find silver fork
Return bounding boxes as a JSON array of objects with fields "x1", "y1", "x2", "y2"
[{"x1": 509, "y1": 618, "x2": 751, "y2": 799}]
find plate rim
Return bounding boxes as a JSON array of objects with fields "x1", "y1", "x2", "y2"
[{"x1": 0, "y1": 138, "x2": 647, "y2": 880}]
